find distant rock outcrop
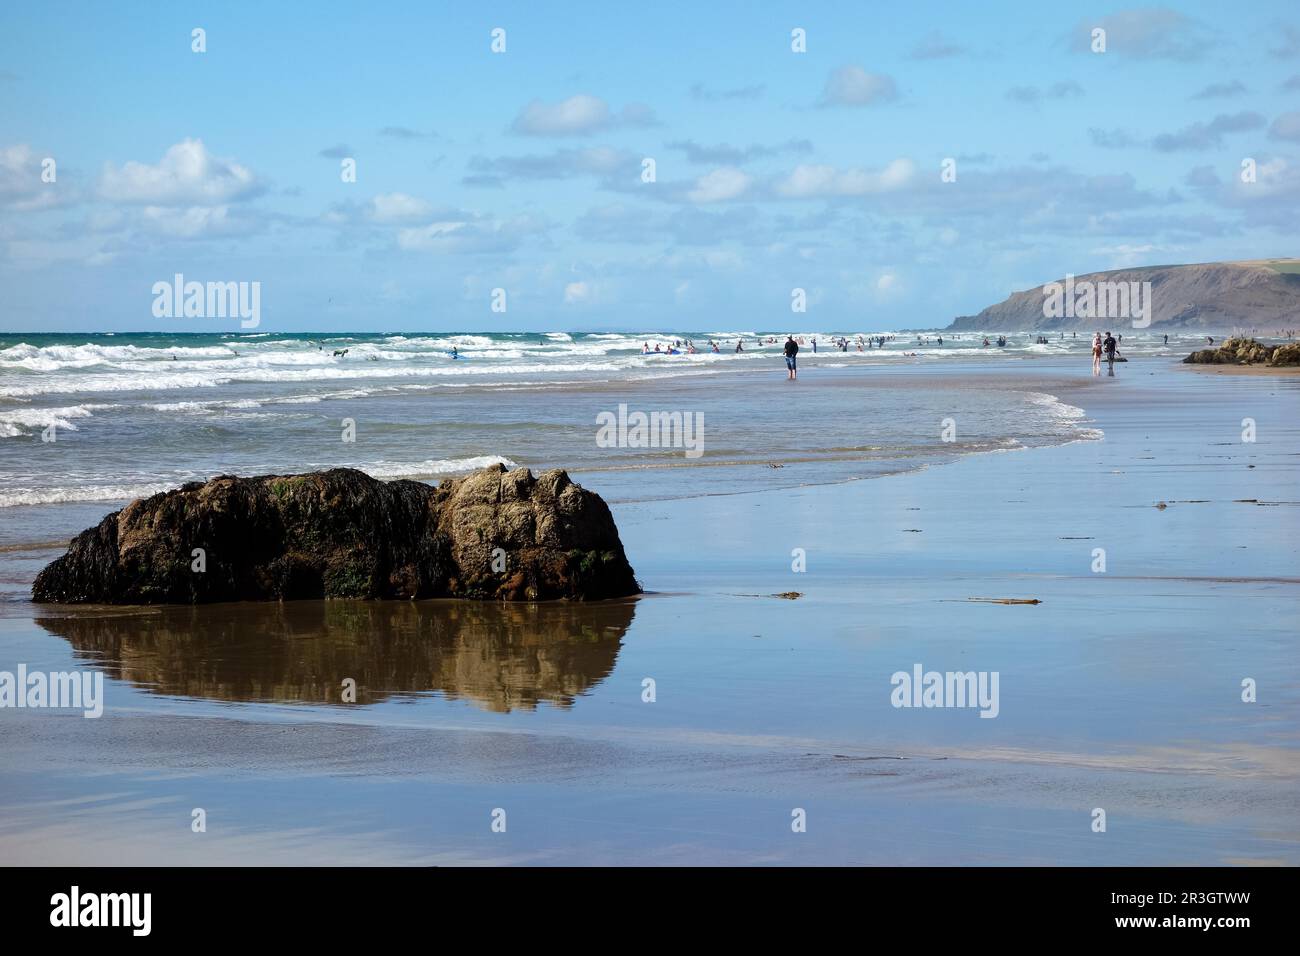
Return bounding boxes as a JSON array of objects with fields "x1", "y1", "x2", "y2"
[
  {"x1": 949, "y1": 260, "x2": 1300, "y2": 331},
  {"x1": 32, "y1": 465, "x2": 640, "y2": 604},
  {"x1": 1182, "y1": 336, "x2": 1300, "y2": 367}
]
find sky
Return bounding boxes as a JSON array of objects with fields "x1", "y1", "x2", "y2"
[{"x1": 1, "y1": 0, "x2": 1298, "y2": 332}]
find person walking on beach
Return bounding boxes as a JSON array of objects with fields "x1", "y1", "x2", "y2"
[
  {"x1": 1091, "y1": 332, "x2": 1102, "y2": 375},
  {"x1": 784, "y1": 335, "x2": 799, "y2": 380},
  {"x1": 1103, "y1": 331, "x2": 1117, "y2": 373}
]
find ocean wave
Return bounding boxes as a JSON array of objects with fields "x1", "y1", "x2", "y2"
[
  {"x1": 0, "y1": 482, "x2": 180, "y2": 507},
  {"x1": 0, "y1": 403, "x2": 113, "y2": 436},
  {"x1": 0, "y1": 455, "x2": 521, "y2": 507},
  {"x1": 359, "y1": 455, "x2": 520, "y2": 479},
  {"x1": 1025, "y1": 391, "x2": 1088, "y2": 421},
  {"x1": 0, "y1": 360, "x2": 634, "y2": 397},
  {"x1": 0, "y1": 342, "x2": 236, "y2": 370}
]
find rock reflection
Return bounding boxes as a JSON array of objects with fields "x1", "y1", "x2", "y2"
[{"x1": 36, "y1": 599, "x2": 636, "y2": 712}]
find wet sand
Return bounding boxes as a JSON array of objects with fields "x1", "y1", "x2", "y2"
[
  {"x1": 1182, "y1": 364, "x2": 1300, "y2": 376},
  {"x1": 1, "y1": 358, "x2": 1297, "y2": 865}
]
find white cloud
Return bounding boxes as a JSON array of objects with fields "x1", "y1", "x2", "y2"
[
  {"x1": 687, "y1": 167, "x2": 751, "y2": 203},
  {"x1": 564, "y1": 280, "x2": 591, "y2": 304},
  {"x1": 1068, "y1": 9, "x2": 1212, "y2": 60},
  {"x1": 369, "y1": 192, "x2": 435, "y2": 223},
  {"x1": 773, "y1": 159, "x2": 915, "y2": 198},
  {"x1": 1231, "y1": 157, "x2": 1300, "y2": 201},
  {"x1": 877, "y1": 273, "x2": 896, "y2": 291},
  {"x1": 98, "y1": 139, "x2": 260, "y2": 205},
  {"x1": 0, "y1": 144, "x2": 38, "y2": 198},
  {"x1": 512, "y1": 95, "x2": 612, "y2": 136},
  {"x1": 511, "y1": 94, "x2": 657, "y2": 136},
  {"x1": 0, "y1": 144, "x2": 69, "y2": 210},
  {"x1": 821, "y1": 67, "x2": 898, "y2": 107},
  {"x1": 139, "y1": 205, "x2": 236, "y2": 237},
  {"x1": 394, "y1": 214, "x2": 548, "y2": 255}
]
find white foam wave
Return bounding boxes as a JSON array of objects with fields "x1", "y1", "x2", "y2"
[
  {"x1": 0, "y1": 403, "x2": 110, "y2": 436},
  {"x1": 0, "y1": 482, "x2": 179, "y2": 507},
  {"x1": 360, "y1": 455, "x2": 520, "y2": 479},
  {"x1": 0, "y1": 455, "x2": 521, "y2": 507}
]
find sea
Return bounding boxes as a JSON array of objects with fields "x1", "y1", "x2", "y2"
[{"x1": 0, "y1": 327, "x2": 1200, "y2": 513}]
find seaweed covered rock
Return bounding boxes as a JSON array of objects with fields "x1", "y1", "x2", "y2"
[
  {"x1": 32, "y1": 465, "x2": 639, "y2": 604},
  {"x1": 1183, "y1": 336, "x2": 1300, "y2": 366}
]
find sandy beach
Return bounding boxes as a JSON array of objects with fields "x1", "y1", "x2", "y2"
[{"x1": 2, "y1": 354, "x2": 1296, "y2": 865}]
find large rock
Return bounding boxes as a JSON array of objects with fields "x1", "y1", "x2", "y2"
[
  {"x1": 32, "y1": 465, "x2": 640, "y2": 604},
  {"x1": 1182, "y1": 336, "x2": 1300, "y2": 366}
]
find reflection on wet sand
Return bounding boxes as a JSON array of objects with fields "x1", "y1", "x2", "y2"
[{"x1": 35, "y1": 599, "x2": 636, "y2": 712}]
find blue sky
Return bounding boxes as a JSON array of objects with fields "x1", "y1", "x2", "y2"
[{"x1": 1, "y1": 0, "x2": 1298, "y2": 332}]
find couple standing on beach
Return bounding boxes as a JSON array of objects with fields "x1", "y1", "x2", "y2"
[{"x1": 1091, "y1": 331, "x2": 1118, "y2": 375}]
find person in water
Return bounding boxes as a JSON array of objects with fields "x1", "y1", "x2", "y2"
[
  {"x1": 451, "y1": 347, "x2": 458, "y2": 359},
  {"x1": 783, "y1": 335, "x2": 799, "y2": 380},
  {"x1": 1091, "y1": 332, "x2": 1102, "y2": 375},
  {"x1": 735, "y1": 340, "x2": 744, "y2": 352}
]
